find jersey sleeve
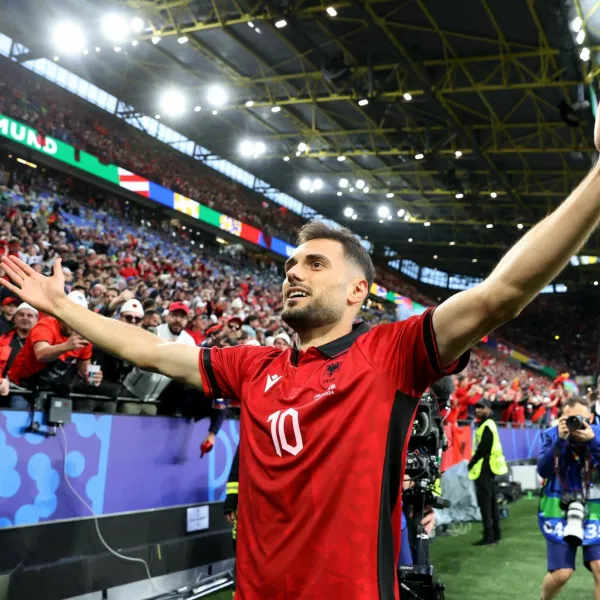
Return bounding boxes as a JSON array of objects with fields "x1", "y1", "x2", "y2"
[
  {"x1": 358, "y1": 307, "x2": 470, "y2": 397},
  {"x1": 198, "y1": 345, "x2": 263, "y2": 402},
  {"x1": 29, "y1": 321, "x2": 58, "y2": 346}
]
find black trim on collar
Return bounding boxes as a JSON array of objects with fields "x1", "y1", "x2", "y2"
[{"x1": 317, "y1": 321, "x2": 370, "y2": 358}]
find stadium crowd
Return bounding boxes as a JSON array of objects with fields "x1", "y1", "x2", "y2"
[{"x1": 0, "y1": 58, "x2": 305, "y2": 243}]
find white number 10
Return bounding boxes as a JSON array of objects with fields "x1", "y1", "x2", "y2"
[{"x1": 267, "y1": 408, "x2": 304, "y2": 457}]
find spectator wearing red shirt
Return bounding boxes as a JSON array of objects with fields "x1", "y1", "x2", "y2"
[{"x1": 8, "y1": 292, "x2": 101, "y2": 392}]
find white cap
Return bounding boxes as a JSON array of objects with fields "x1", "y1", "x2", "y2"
[
  {"x1": 245, "y1": 340, "x2": 262, "y2": 346},
  {"x1": 120, "y1": 299, "x2": 144, "y2": 318},
  {"x1": 231, "y1": 298, "x2": 243, "y2": 309},
  {"x1": 67, "y1": 290, "x2": 88, "y2": 309},
  {"x1": 15, "y1": 302, "x2": 38, "y2": 317},
  {"x1": 274, "y1": 332, "x2": 292, "y2": 347}
]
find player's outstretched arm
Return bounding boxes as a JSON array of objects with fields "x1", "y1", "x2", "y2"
[
  {"x1": 0, "y1": 256, "x2": 203, "y2": 389},
  {"x1": 432, "y1": 107, "x2": 600, "y2": 367}
]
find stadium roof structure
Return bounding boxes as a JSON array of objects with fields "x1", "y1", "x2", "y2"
[{"x1": 4, "y1": 0, "x2": 600, "y2": 288}]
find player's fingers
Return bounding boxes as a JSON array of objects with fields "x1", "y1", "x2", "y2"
[
  {"x1": 0, "y1": 259, "x2": 25, "y2": 284},
  {"x1": 4, "y1": 256, "x2": 31, "y2": 280},
  {"x1": 0, "y1": 278, "x2": 21, "y2": 296}
]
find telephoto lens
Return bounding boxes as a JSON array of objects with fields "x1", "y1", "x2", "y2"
[{"x1": 566, "y1": 415, "x2": 586, "y2": 431}]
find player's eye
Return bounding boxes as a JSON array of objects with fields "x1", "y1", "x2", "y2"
[{"x1": 311, "y1": 261, "x2": 324, "y2": 268}]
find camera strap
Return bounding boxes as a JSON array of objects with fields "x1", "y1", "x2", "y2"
[{"x1": 554, "y1": 445, "x2": 592, "y2": 500}]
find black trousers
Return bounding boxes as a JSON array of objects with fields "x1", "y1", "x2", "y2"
[{"x1": 475, "y1": 473, "x2": 501, "y2": 542}]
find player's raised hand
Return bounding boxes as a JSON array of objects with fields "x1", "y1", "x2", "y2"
[{"x1": 0, "y1": 256, "x2": 67, "y2": 316}]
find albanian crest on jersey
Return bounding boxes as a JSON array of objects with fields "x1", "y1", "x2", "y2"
[{"x1": 320, "y1": 361, "x2": 342, "y2": 388}]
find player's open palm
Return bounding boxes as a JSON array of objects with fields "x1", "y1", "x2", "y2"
[{"x1": 0, "y1": 256, "x2": 67, "y2": 316}]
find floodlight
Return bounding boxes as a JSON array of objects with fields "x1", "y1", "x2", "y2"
[
  {"x1": 207, "y1": 85, "x2": 228, "y2": 107},
  {"x1": 130, "y1": 17, "x2": 144, "y2": 33},
  {"x1": 102, "y1": 14, "x2": 129, "y2": 43},
  {"x1": 239, "y1": 140, "x2": 254, "y2": 157},
  {"x1": 326, "y1": 7, "x2": 338, "y2": 17},
  {"x1": 298, "y1": 142, "x2": 307, "y2": 152},
  {"x1": 339, "y1": 178, "x2": 349, "y2": 188},
  {"x1": 275, "y1": 19, "x2": 287, "y2": 28},
  {"x1": 299, "y1": 178, "x2": 311, "y2": 191},
  {"x1": 356, "y1": 179, "x2": 365, "y2": 189},
  {"x1": 314, "y1": 178, "x2": 323, "y2": 190},
  {"x1": 160, "y1": 89, "x2": 187, "y2": 116},
  {"x1": 377, "y1": 206, "x2": 390, "y2": 218},
  {"x1": 151, "y1": 36, "x2": 161, "y2": 44},
  {"x1": 52, "y1": 21, "x2": 86, "y2": 55},
  {"x1": 404, "y1": 93, "x2": 412, "y2": 101},
  {"x1": 344, "y1": 207, "x2": 354, "y2": 217}
]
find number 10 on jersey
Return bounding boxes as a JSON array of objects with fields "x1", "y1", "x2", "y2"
[{"x1": 267, "y1": 409, "x2": 304, "y2": 457}]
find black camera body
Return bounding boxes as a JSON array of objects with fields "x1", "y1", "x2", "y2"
[
  {"x1": 560, "y1": 492, "x2": 585, "y2": 511},
  {"x1": 566, "y1": 415, "x2": 587, "y2": 431},
  {"x1": 400, "y1": 384, "x2": 452, "y2": 600}
]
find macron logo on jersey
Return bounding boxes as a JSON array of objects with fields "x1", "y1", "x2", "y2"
[{"x1": 265, "y1": 374, "x2": 283, "y2": 392}]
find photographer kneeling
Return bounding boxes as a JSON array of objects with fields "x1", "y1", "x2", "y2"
[{"x1": 538, "y1": 396, "x2": 600, "y2": 600}]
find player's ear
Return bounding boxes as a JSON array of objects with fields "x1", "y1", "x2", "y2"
[{"x1": 347, "y1": 277, "x2": 368, "y2": 307}]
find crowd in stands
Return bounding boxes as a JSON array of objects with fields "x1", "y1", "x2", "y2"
[
  {"x1": 0, "y1": 58, "x2": 306, "y2": 244},
  {"x1": 449, "y1": 347, "x2": 581, "y2": 426}
]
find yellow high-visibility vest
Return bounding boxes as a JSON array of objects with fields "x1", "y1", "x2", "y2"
[{"x1": 468, "y1": 419, "x2": 508, "y2": 480}]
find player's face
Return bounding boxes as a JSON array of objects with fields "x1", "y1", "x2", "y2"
[{"x1": 281, "y1": 238, "x2": 364, "y2": 331}]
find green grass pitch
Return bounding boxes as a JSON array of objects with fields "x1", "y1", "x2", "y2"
[{"x1": 208, "y1": 499, "x2": 594, "y2": 599}]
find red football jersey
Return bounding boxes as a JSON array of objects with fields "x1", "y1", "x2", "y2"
[{"x1": 199, "y1": 308, "x2": 468, "y2": 599}]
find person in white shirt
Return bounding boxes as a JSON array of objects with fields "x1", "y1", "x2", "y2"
[{"x1": 121, "y1": 302, "x2": 195, "y2": 413}]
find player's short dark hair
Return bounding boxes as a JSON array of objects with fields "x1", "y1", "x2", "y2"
[
  {"x1": 296, "y1": 221, "x2": 376, "y2": 288},
  {"x1": 564, "y1": 396, "x2": 590, "y2": 410}
]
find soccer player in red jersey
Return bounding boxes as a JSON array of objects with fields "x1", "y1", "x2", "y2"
[{"x1": 4, "y1": 124, "x2": 600, "y2": 596}]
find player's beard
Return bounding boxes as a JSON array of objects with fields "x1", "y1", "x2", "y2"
[
  {"x1": 281, "y1": 294, "x2": 344, "y2": 332},
  {"x1": 168, "y1": 323, "x2": 183, "y2": 335}
]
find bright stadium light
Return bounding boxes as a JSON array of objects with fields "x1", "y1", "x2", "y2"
[
  {"x1": 52, "y1": 21, "x2": 86, "y2": 55},
  {"x1": 577, "y1": 29, "x2": 586, "y2": 44},
  {"x1": 408, "y1": 238, "x2": 413, "y2": 242},
  {"x1": 415, "y1": 153, "x2": 424, "y2": 160},
  {"x1": 337, "y1": 191, "x2": 343, "y2": 196},
  {"x1": 239, "y1": 140, "x2": 254, "y2": 156},
  {"x1": 298, "y1": 142, "x2": 307, "y2": 152},
  {"x1": 397, "y1": 209, "x2": 405, "y2": 217},
  {"x1": 404, "y1": 92, "x2": 412, "y2": 101},
  {"x1": 404, "y1": 213, "x2": 410, "y2": 221},
  {"x1": 455, "y1": 150, "x2": 462, "y2": 158},
  {"x1": 356, "y1": 179, "x2": 365, "y2": 189},
  {"x1": 424, "y1": 221, "x2": 431, "y2": 227},
  {"x1": 271, "y1": 106, "x2": 281, "y2": 113},
  {"x1": 337, "y1": 155, "x2": 346, "y2": 162},
  {"x1": 363, "y1": 186, "x2": 370, "y2": 193},
  {"x1": 102, "y1": 14, "x2": 129, "y2": 43},
  {"x1": 326, "y1": 6, "x2": 338, "y2": 17},
  {"x1": 580, "y1": 47, "x2": 591, "y2": 61},
  {"x1": 275, "y1": 19, "x2": 287, "y2": 28},
  {"x1": 449, "y1": 241, "x2": 455, "y2": 246},
  {"x1": 386, "y1": 192, "x2": 394, "y2": 198},
  {"x1": 339, "y1": 178, "x2": 349, "y2": 188},
  {"x1": 572, "y1": 16, "x2": 583, "y2": 32},
  {"x1": 455, "y1": 192, "x2": 464, "y2": 199},
  {"x1": 486, "y1": 223, "x2": 494, "y2": 229},
  {"x1": 283, "y1": 156, "x2": 290, "y2": 162},
  {"x1": 131, "y1": 40, "x2": 138, "y2": 47},
  {"x1": 207, "y1": 85, "x2": 228, "y2": 107},
  {"x1": 517, "y1": 223, "x2": 524, "y2": 229},
  {"x1": 178, "y1": 36, "x2": 188, "y2": 44},
  {"x1": 245, "y1": 100, "x2": 254, "y2": 107},
  {"x1": 490, "y1": 191, "x2": 497, "y2": 198},
  {"x1": 314, "y1": 178, "x2": 323, "y2": 190},
  {"x1": 194, "y1": 105, "x2": 201, "y2": 112},
  {"x1": 130, "y1": 17, "x2": 145, "y2": 33},
  {"x1": 344, "y1": 207, "x2": 354, "y2": 217},
  {"x1": 151, "y1": 35, "x2": 161, "y2": 44},
  {"x1": 299, "y1": 178, "x2": 311, "y2": 191},
  {"x1": 358, "y1": 99, "x2": 369, "y2": 106},
  {"x1": 377, "y1": 205, "x2": 390, "y2": 218},
  {"x1": 160, "y1": 88, "x2": 187, "y2": 116},
  {"x1": 352, "y1": 213, "x2": 357, "y2": 220}
]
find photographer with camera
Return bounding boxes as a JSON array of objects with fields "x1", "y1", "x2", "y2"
[
  {"x1": 468, "y1": 398, "x2": 508, "y2": 546},
  {"x1": 538, "y1": 396, "x2": 600, "y2": 600}
]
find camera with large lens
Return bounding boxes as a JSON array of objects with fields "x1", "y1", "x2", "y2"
[
  {"x1": 560, "y1": 492, "x2": 586, "y2": 546},
  {"x1": 399, "y1": 379, "x2": 452, "y2": 600},
  {"x1": 566, "y1": 415, "x2": 586, "y2": 432}
]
